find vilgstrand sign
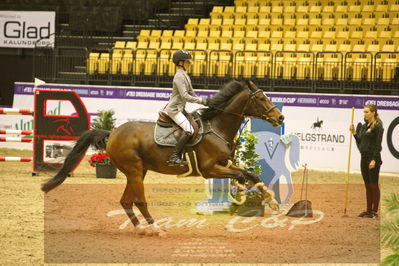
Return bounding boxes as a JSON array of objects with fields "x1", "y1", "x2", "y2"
[{"x1": 0, "y1": 11, "x2": 55, "y2": 48}]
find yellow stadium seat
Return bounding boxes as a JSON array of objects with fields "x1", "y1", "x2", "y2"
[
  {"x1": 351, "y1": 28, "x2": 364, "y2": 39},
  {"x1": 309, "y1": 5, "x2": 322, "y2": 13},
  {"x1": 258, "y1": 43, "x2": 271, "y2": 51},
  {"x1": 138, "y1": 39, "x2": 150, "y2": 49},
  {"x1": 348, "y1": 5, "x2": 361, "y2": 13},
  {"x1": 366, "y1": 42, "x2": 380, "y2": 53},
  {"x1": 322, "y1": 5, "x2": 335, "y2": 13},
  {"x1": 336, "y1": 29, "x2": 350, "y2": 39},
  {"x1": 297, "y1": 4, "x2": 309, "y2": 13},
  {"x1": 310, "y1": 30, "x2": 323, "y2": 39},
  {"x1": 220, "y1": 42, "x2": 232, "y2": 50},
  {"x1": 162, "y1": 30, "x2": 173, "y2": 37},
  {"x1": 110, "y1": 52, "x2": 122, "y2": 74},
  {"x1": 211, "y1": 18, "x2": 222, "y2": 26},
  {"x1": 196, "y1": 42, "x2": 207, "y2": 50},
  {"x1": 87, "y1": 52, "x2": 99, "y2": 74},
  {"x1": 246, "y1": 30, "x2": 258, "y2": 38},
  {"x1": 364, "y1": 30, "x2": 378, "y2": 39},
  {"x1": 223, "y1": 18, "x2": 234, "y2": 25},
  {"x1": 382, "y1": 41, "x2": 395, "y2": 52},
  {"x1": 271, "y1": 15, "x2": 283, "y2": 26},
  {"x1": 224, "y1": 6, "x2": 235, "y2": 13},
  {"x1": 271, "y1": 5, "x2": 283, "y2": 13},
  {"x1": 363, "y1": 16, "x2": 376, "y2": 26},
  {"x1": 191, "y1": 50, "x2": 207, "y2": 76},
  {"x1": 297, "y1": 15, "x2": 309, "y2": 26},
  {"x1": 197, "y1": 29, "x2": 208, "y2": 38},
  {"x1": 235, "y1": 6, "x2": 247, "y2": 13},
  {"x1": 284, "y1": 28, "x2": 296, "y2": 39},
  {"x1": 158, "y1": 50, "x2": 173, "y2": 76},
  {"x1": 139, "y1": 29, "x2": 151, "y2": 37},
  {"x1": 323, "y1": 30, "x2": 336, "y2": 39},
  {"x1": 259, "y1": 6, "x2": 271, "y2": 13},
  {"x1": 121, "y1": 51, "x2": 133, "y2": 75},
  {"x1": 248, "y1": 6, "x2": 259, "y2": 13},
  {"x1": 256, "y1": 52, "x2": 273, "y2": 78},
  {"x1": 352, "y1": 42, "x2": 366, "y2": 52},
  {"x1": 125, "y1": 41, "x2": 137, "y2": 50},
  {"x1": 377, "y1": 17, "x2": 390, "y2": 26},
  {"x1": 98, "y1": 53, "x2": 109, "y2": 74},
  {"x1": 336, "y1": 15, "x2": 348, "y2": 26},
  {"x1": 183, "y1": 42, "x2": 195, "y2": 50},
  {"x1": 160, "y1": 41, "x2": 172, "y2": 50},
  {"x1": 379, "y1": 28, "x2": 392, "y2": 39},
  {"x1": 362, "y1": 4, "x2": 375, "y2": 12},
  {"x1": 322, "y1": 16, "x2": 335, "y2": 26},
  {"x1": 148, "y1": 41, "x2": 160, "y2": 50},
  {"x1": 310, "y1": 15, "x2": 322, "y2": 26},
  {"x1": 143, "y1": 50, "x2": 157, "y2": 75},
  {"x1": 172, "y1": 41, "x2": 183, "y2": 50},
  {"x1": 185, "y1": 18, "x2": 199, "y2": 31},
  {"x1": 284, "y1": 42, "x2": 297, "y2": 51},
  {"x1": 114, "y1": 41, "x2": 125, "y2": 49},
  {"x1": 133, "y1": 50, "x2": 146, "y2": 75},
  {"x1": 232, "y1": 42, "x2": 245, "y2": 51},
  {"x1": 245, "y1": 43, "x2": 257, "y2": 51},
  {"x1": 259, "y1": 18, "x2": 271, "y2": 26},
  {"x1": 284, "y1": 4, "x2": 296, "y2": 13},
  {"x1": 271, "y1": 30, "x2": 284, "y2": 39},
  {"x1": 325, "y1": 43, "x2": 338, "y2": 52},
  {"x1": 151, "y1": 30, "x2": 162, "y2": 37},
  {"x1": 376, "y1": 4, "x2": 389, "y2": 12},
  {"x1": 297, "y1": 42, "x2": 310, "y2": 52},
  {"x1": 335, "y1": 4, "x2": 348, "y2": 13}
]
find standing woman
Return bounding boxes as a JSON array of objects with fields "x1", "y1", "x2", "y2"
[
  {"x1": 350, "y1": 104, "x2": 384, "y2": 218},
  {"x1": 165, "y1": 49, "x2": 208, "y2": 166}
]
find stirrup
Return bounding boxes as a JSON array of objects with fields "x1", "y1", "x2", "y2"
[{"x1": 166, "y1": 154, "x2": 187, "y2": 166}]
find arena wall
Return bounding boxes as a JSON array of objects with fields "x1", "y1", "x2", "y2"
[{"x1": 2, "y1": 82, "x2": 398, "y2": 174}]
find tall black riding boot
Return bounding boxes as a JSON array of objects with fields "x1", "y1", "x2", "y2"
[{"x1": 167, "y1": 133, "x2": 191, "y2": 166}]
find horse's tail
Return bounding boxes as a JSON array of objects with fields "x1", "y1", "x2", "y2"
[{"x1": 41, "y1": 129, "x2": 110, "y2": 193}]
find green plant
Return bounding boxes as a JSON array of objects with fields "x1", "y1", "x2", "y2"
[
  {"x1": 92, "y1": 109, "x2": 116, "y2": 131},
  {"x1": 380, "y1": 193, "x2": 399, "y2": 266},
  {"x1": 234, "y1": 129, "x2": 261, "y2": 176}
]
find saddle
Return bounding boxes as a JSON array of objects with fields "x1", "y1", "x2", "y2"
[{"x1": 154, "y1": 110, "x2": 204, "y2": 147}]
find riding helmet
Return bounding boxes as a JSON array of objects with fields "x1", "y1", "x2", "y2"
[{"x1": 172, "y1": 49, "x2": 193, "y2": 65}]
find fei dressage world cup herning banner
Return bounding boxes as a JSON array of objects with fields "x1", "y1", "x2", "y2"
[{"x1": 5, "y1": 82, "x2": 399, "y2": 174}]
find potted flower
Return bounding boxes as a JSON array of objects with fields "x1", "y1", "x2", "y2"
[
  {"x1": 229, "y1": 130, "x2": 273, "y2": 217},
  {"x1": 88, "y1": 152, "x2": 117, "y2": 178},
  {"x1": 90, "y1": 109, "x2": 117, "y2": 178}
]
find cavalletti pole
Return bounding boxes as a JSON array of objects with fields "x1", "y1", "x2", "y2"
[{"x1": 344, "y1": 107, "x2": 355, "y2": 216}]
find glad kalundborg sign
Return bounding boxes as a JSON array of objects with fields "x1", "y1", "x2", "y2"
[{"x1": 0, "y1": 11, "x2": 55, "y2": 48}]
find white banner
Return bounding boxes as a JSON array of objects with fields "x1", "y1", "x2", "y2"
[
  {"x1": 4, "y1": 82, "x2": 399, "y2": 174},
  {"x1": 0, "y1": 11, "x2": 55, "y2": 48}
]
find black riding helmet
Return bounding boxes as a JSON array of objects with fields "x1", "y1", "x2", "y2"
[{"x1": 172, "y1": 49, "x2": 193, "y2": 65}]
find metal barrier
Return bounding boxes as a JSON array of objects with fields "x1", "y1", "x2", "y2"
[{"x1": 32, "y1": 48, "x2": 399, "y2": 93}]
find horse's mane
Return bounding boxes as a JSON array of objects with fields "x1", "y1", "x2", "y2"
[{"x1": 201, "y1": 80, "x2": 246, "y2": 120}]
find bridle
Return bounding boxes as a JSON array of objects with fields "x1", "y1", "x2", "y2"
[{"x1": 249, "y1": 89, "x2": 278, "y2": 123}]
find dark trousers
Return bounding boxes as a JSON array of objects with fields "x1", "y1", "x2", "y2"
[{"x1": 360, "y1": 156, "x2": 381, "y2": 212}]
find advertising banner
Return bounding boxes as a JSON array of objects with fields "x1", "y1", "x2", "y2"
[
  {"x1": 5, "y1": 82, "x2": 399, "y2": 174},
  {"x1": 0, "y1": 11, "x2": 55, "y2": 48}
]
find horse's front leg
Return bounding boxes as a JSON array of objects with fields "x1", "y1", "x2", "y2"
[
  {"x1": 203, "y1": 164, "x2": 246, "y2": 184},
  {"x1": 228, "y1": 164, "x2": 262, "y2": 184}
]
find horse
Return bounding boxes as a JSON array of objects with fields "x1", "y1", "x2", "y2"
[
  {"x1": 41, "y1": 80, "x2": 285, "y2": 237},
  {"x1": 311, "y1": 118, "x2": 323, "y2": 130}
]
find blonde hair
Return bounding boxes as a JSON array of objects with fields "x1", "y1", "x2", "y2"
[{"x1": 365, "y1": 104, "x2": 382, "y2": 129}]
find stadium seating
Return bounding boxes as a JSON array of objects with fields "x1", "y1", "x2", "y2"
[{"x1": 101, "y1": 0, "x2": 398, "y2": 85}]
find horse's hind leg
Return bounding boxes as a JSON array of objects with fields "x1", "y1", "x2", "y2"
[{"x1": 120, "y1": 161, "x2": 166, "y2": 237}]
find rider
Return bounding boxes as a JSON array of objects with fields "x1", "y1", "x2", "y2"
[{"x1": 165, "y1": 49, "x2": 208, "y2": 166}]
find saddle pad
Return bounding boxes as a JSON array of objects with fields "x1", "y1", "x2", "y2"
[{"x1": 154, "y1": 118, "x2": 204, "y2": 147}]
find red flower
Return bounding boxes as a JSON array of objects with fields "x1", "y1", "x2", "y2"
[{"x1": 88, "y1": 152, "x2": 111, "y2": 167}]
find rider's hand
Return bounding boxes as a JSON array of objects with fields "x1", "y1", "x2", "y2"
[
  {"x1": 349, "y1": 124, "x2": 356, "y2": 135},
  {"x1": 202, "y1": 98, "x2": 210, "y2": 106}
]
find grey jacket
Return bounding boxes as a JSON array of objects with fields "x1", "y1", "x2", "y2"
[{"x1": 165, "y1": 68, "x2": 203, "y2": 115}]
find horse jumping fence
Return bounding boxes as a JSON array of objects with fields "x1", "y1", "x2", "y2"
[{"x1": 0, "y1": 108, "x2": 34, "y2": 163}]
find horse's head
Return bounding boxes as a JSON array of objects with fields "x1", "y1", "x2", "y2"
[{"x1": 244, "y1": 81, "x2": 284, "y2": 127}]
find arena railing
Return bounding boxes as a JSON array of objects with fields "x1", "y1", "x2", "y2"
[{"x1": 33, "y1": 49, "x2": 399, "y2": 94}]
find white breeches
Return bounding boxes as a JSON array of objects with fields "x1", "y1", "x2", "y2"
[{"x1": 168, "y1": 112, "x2": 194, "y2": 135}]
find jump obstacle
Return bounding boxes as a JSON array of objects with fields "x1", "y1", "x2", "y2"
[
  {"x1": 0, "y1": 108, "x2": 34, "y2": 163},
  {"x1": 0, "y1": 89, "x2": 90, "y2": 175}
]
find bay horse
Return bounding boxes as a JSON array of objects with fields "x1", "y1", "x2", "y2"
[{"x1": 41, "y1": 80, "x2": 284, "y2": 237}]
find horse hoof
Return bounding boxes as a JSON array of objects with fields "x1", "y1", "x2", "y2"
[
  {"x1": 157, "y1": 229, "x2": 168, "y2": 238},
  {"x1": 144, "y1": 228, "x2": 154, "y2": 236},
  {"x1": 135, "y1": 227, "x2": 146, "y2": 235}
]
